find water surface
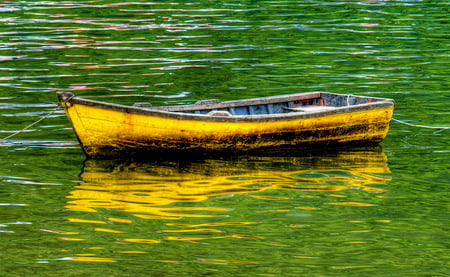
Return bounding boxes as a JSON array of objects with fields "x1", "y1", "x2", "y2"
[{"x1": 0, "y1": 1, "x2": 449, "y2": 276}]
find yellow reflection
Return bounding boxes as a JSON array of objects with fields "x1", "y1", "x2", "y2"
[
  {"x1": 165, "y1": 236, "x2": 211, "y2": 241},
  {"x1": 162, "y1": 228, "x2": 223, "y2": 233},
  {"x1": 327, "y1": 202, "x2": 376, "y2": 207},
  {"x1": 327, "y1": 194, "x2": 346, "y2": 198},
  {"x1": 133, "y1": 214, "x2": 181, "y2": 220},
  {"x1": 66, "y1": 148, "x2": 390, "y2": 220},
  {"x1": 166, "y1": 222, "x2": 257, "y2": 227},
  {"x1": 67, "y1": 218, "x2": 107, "y2": 224},
  {"x1": 122, "y1": 238, "x2": 160, "y2": 243},
  {"x1": 93, "y1": 228, "x2": 124, "y2": 233},
  {"x1": 59, "y1": 232, "x2": 79, "y2": 235},
  {"x1": 289, "y1": 224, "x2": 308, "y2": 228},
  {"x1": 71, "y1": 256, "x2": 117, "y2": 262},
  {"x1": 165, "y1": 234, "x2": 263, "y2": 242}
]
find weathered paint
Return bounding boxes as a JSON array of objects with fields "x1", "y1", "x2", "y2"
[{"x1": 57, "y1": 92, "x2": 394, "y2": 157}]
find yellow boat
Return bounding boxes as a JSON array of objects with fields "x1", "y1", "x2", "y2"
[{"x1": 57, "y1": 91, "x2": 394, "y2": 158}]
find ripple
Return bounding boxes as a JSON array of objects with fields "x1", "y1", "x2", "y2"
[
  {"x1": 0, "y1": 139, "x2": 79, "y2": 149},
  {"x1": 0, "y1": 1, "x2": 448, "y2": 275}
]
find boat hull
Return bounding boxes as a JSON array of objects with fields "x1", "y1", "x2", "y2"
[{"x1": 58, "y1": 92, "x2": 394, "y2": 158}]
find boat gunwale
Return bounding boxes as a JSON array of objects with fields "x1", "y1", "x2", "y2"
[{"x1": 57, "y1": 91, "x2": 394, "y2": 123}]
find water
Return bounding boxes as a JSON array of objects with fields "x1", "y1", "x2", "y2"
[{"x1": 1, "y1": 1, "x2": 449, "y2": 276}]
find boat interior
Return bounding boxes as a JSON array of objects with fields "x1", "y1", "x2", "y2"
[{"x1": 136, "y1": 92, "x2": 387, "y2": 117}]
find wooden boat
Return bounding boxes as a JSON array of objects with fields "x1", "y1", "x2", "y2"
[{"x1": 57, "y1": 91, "x2": 394, "y2": 158}]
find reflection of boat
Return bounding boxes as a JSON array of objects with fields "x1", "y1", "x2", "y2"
[
  {"x1": 57, "y1": 92, "x2": 394, "y2": 157},
  {"x1": 66, "y1": 148, "x2": 391, "y2": 219}
]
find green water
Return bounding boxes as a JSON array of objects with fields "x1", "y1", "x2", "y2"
[{"x1": 0, "y1": 1, "x2": 448, "y2": 276}]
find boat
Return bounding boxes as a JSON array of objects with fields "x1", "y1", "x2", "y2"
[{"x1": 57, "y1": 91, "x2": 394, "y2": 158}]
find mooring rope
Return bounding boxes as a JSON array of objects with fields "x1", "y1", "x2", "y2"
[
  {"x1": 391, "y1": 118, "x2": 450, "y2": 130},
  {"x1": 1, "y1": 104, "x2": 448, "y2": 142},
  {"x1": 1, "y1": 108, "x2": 58, "y2": 140},
  {"x1": 346, "y1": 94, "x2": 449, "y2": 131}
]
